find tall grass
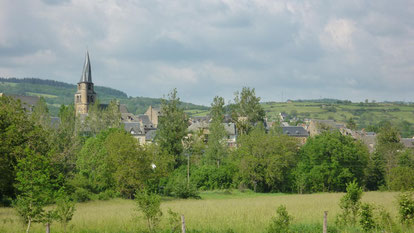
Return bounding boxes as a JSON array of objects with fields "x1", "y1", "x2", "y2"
[{"x1": 0, "y1": 191, "x2": 401, "y2": 233}]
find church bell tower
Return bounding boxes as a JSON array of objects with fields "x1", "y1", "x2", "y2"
[{"x1": 75, "y1": 51, "x2": 96, "y2": 116}]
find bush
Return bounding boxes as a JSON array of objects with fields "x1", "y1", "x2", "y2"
[
  {"x1": 388, "y1": 167, "x2": 414, "y2": 191},
  {"x1": 398, "y1": 192, "x2": 414, "y2": 225},
  {"x1": 164, "y1": 166, "x2": 199, "y2": 199},
  {"x1": 336, "y1": 181, "x2": 363, "y2": 226},
  {"x1": 72, "y1": 188, "x2": 91, "y2": 202},
  {"x1": 359, "y1": 203, "x2": 375, "y2": 232},
  {"x1": 267, "y1": 205, "x2": 292, "y2": 233},
  {"x1": 97, "y1": 189, "x2": 118, "y2": 200},
  {"x1": 134, "y1": 190, "x2": 162, "y2": 232}
]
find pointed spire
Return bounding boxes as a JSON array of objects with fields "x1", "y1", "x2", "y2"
[{"x1": 80, "y1": 50, "x2": 92, "y2": 83}]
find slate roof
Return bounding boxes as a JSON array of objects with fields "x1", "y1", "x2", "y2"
[
  {"x1": 123, "y1": 122, "x2": 144, "y2": 135},
  {"x1": 145, "y1": 129, "x2": 157, "y2": 141},
  {"x1": 137, "y1": 114, "x2": 153, "y2": 128},
  {"x1": 281, "y1": 126, "x2": 309, "y2": 137},
  {"x1": 121, "y1": 113, "x2": 138, "y2": 122},
  {"x1": 188, "y1": 121, "x2": 209, "y2": 133},
  {"x1": 79, "y1": 51, "x2": 92, "y2": 83},
  {"x1": 119, "y1": 104, "x2": 129, "y2": 113}
]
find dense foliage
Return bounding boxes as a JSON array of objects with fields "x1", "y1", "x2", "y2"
[{"x1": 1, "y1": 85, "x2": 414, "y2": 232}]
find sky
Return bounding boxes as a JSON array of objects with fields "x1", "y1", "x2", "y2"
[{"x1": 0, "y1": 0, "x2": 413, "y2": 105}]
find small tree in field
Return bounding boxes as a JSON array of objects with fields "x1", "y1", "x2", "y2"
[
  {"x1": 336, "y1": 181, "x2": 363, "y2": 226},
  {"x1": 13, "y1": 149, "x2": 55, "y2": 233},
  {"x1": 267, "y1": 205, "x2": 292, "y2": 233},
  {"x1": 134, "y1": 190, "x2": 162, "y2": 232},
  {"x1": 55, "y1": 192, "x2": 76, "y2": 233}
]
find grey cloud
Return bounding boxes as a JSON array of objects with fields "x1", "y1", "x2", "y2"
[{"x1": 0, "y1": 0, "x2": 413, "y2": 105}]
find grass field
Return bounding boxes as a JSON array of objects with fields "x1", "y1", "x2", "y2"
[{"x1": 0, "y1": 190, "x2": 406, "y2": 233}]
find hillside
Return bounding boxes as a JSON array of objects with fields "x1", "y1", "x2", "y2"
[
  {"x1": 263, "y1": 100, "x2": 414, "y2": 137},
  {"x1": 0, "y1": 78, "x2": 209, "y2": 116}
]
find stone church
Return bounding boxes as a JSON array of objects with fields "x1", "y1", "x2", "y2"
[
  {"x1": 74, "y1": 51, "x2": 159, "y2": 143},
  {"x1": 75, "y1": 51, "x2": 96, "y2": 116}
]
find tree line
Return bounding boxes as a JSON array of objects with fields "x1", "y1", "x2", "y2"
[{"x1": 1, "y1": 87, "x2": 414, "y2": 231}]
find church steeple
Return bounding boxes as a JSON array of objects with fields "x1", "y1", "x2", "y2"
[
  {"x1": 80, "y1": 50, "x2": 92, "y2": 83},
  {"x1": 75, "y1": 50, "x2": 96, "y2": 116}
]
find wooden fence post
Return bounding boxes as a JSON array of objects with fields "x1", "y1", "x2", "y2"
[
  {"x1": 181, "y1": 215, "x2": 186, "y2": 233},
  {"x1": 323, "y1": 211, "x2": 328, "y2": 233},
  {"x1": 45, "y1": 223, "x2": 50, "y2": 233}
]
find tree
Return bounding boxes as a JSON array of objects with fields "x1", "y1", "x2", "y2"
[
  {"x1": 234, "y1": 124, "x2": 299, "y2": 192},
  {"x1": 0, "y1": 96, "x2": 49, "y2": 204},
  {"x1": 346, "y1": 117, "x2": 357, "y2": 130},
  {"x1": 155, "y1": 89, "x2": 188, "y2": 167},
  {"x1": 74, "y1": 129, "x2": 116, "y2": 195},
  {"x1": 205, "y1": 96, "x2": 228, "y2": 167},
  {"x1": 105, "y1": 130, "x2": 152, "y2": 198},
  {"x1": 231, "y1": 87, "x2": 265, "y2": 135},
  {"x1": 55, "y1": 192, "x2": 76, "y2": 233},
  {"x1": 374, "y1": 123, "x2": 404, "y2": 189},
  {"x1": 30, "y1": 97, "x2": 51, "y2": 130},
  {"x1": 13, "y1": 149, "x2": 55, "y2": 233},
  {"x1": 49, "y1": 104, "x2": 82, "y2": 177},
  {"x1": 134, "y1": 190, "x2": 162, "y2": 232},
  {"x1": 295, "y1": 131, "x2": 369, "y2": 193}
]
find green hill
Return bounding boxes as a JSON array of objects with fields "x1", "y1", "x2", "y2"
[
  {"x1": 0, "y1": 77, "x2": 208, "y2": 116},
  {"x1": 263, "y1": 100, "x2": 414, "y2": 137}
]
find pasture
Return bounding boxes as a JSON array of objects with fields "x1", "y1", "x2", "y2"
[{"x1": 0, "y1": 190, "x2": 404, "y2": 233}]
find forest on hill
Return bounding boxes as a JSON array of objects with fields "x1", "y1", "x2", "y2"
[{"x1": 0, "y1": 77, "x2": 209, "y2": 116}]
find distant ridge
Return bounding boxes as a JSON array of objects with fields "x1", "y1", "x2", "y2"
[{"x1": 0, "y1": 77, "x2": 209, "y2": 116}]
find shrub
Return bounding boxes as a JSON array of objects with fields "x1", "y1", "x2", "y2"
[
  {"x1": 388, "y1": 167, "x2": 414, "y2": 191},
  {"x1": 72, "y1": 188, "x2": 91, "y2": 202},
  {"x1": 134, "y1": 189, "x2": 162, "y2": 232},
  {"x1": 336, "y1": 181, "x2": 363, "y2": 226},
  {"x1": 267, "y1": 205, "x2": 292, "y2": 233},
  {"x1": 359, "y1": 203, "x2": 375, "y2": 232},
  {"x1": 398, "y1": 192, "x2": 414, "y2": 225}
]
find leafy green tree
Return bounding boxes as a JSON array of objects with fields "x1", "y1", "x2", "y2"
[
  {"x1": 156, "y1": 89, "x2": 188, "y2": 167},
  {"x1": 374, "y1": 123, "x2": 404, "y2": 189},
  {"x1": 134, "y1": 189, "x2": 163, "y2": 232},
  {"x1": 84, "y1": 99, "x2": 122, "y2": 136},
  {"x1": 0, "y1": 96, "x2": 49, "y2": 204},
  {"x1": 13, "y1": 149, "x2": 55, "y2": 233},
  {"x1": 205, "y1": 96, "x2": 228, "y2": 167},
  {"x1": 234, "y1": 124, "x2": 299, "y2": 192},
  {"x1": 50, "y1": 104, "x2": 82, "y2": 177},
  {"x1": 105, "y1": 130, "x2": 152, "y2": 198},
  {"x1": 74, "y1": 129, "x2": 116, "y2": 195},
  {"x1": 30, "y1": 97, "x2": 51, "y2": 130},
  {"x1": 231, "y1": 87, "x2": 265, "y2": 135},
  {"x1": 295, "y1": 132, "x2": 369, "y2": 192},
  {"x1": 346, "y1": 117, "x2": 357, "y2": 130}
]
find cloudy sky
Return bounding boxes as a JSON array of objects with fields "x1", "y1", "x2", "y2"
[{"x1": 0, "y1": 0, "x2": 413, "y2": 105}]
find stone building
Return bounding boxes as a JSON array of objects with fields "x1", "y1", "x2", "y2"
[{"x1": 74, "y1": 51, "x2": 96, "y2": 116}]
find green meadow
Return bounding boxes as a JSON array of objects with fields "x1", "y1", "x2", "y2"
[{"x1": 0, "y1": 190, "x2": 407, "y2": 233}]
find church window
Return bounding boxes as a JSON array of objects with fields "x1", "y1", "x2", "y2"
[{"x1": 88, "y1": 84, "x2": 91, "y2": 90}]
